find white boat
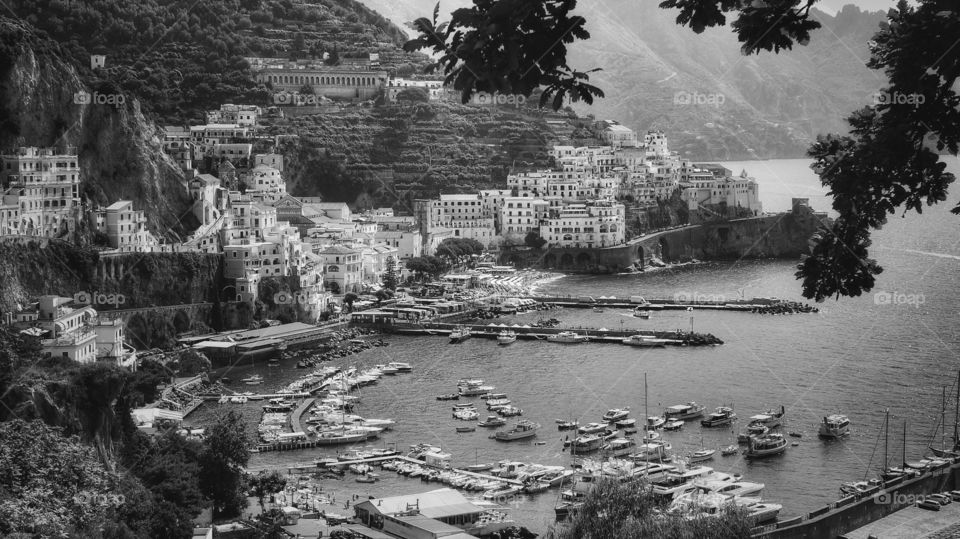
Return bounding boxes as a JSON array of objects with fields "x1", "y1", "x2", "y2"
[
  {"x1": 646, "y1": 416, "x2": 666, "y2": 430},
  {"x1": 701, "y1": 406, "x2": 737, "y2": 427},
  {"x1": 721, "y1": 445, "x2": 739, "y2": 456},
  {"x1": 688, "y1": 448, "x2": 716, "y2": 463},
  {"x1": 547, "y1": 331, "x2": 589, "y2": 343},
  {"x1": 453, "y1": 408, "x2": 480, "y2": 421},
  {"x1": 492, "y1": 420, "x2": 540, "y2": 441},
  {"x1": 314, "y1": 429, "x2": 368, "y2": 445},
  {"x1": 630, "y1": 441, "x2": 673, "y2": 462},
  {"x1": 615, "y1": 418, "x2": 637, "y2": 429},
  {"x1": 747, "y1": 406, "x2": 786, "y2": 433},
  {"x1": 578, "y1": 422, "x2": 607, "y2": 435},
  {"x1": 387, "y1": 362, "x2": 412, "y2": 372},
  {"x1": 497, "y1": 330, "x2": 517, "y2": 345},
  {"x1": 664, "y1": 402, "x2": 706, "y2": 421},
  {"x1": 601, "y1": 438, "x2": 637, "y2": 457},
  {"x1": 375, "y1": 363, "x2": 399, "y2": 375},
  {"x1": 695, "y1": 479, "x2": 765, "y2": 498},
  {"x1": 449, "y1": 326, "x2": 472, "y2": 343},
  {"x1": 622, "y1": 334, "x2": 665, "y2": 347},
  {"x1": 602, "y1": 408, "x2": 630, "y2": 422},
  {"x1": 744, "y1": 433, "x2": 789, "y2": 459},
  {"x1": 818, "y1": 414, "x2": 850, "y2": 438},
  {"x1": 571, "y1": 434, "x2": 603, "y2": 452},
  {"x1": 478, "y1": 415, "x2": 506, "y2": 428},
  {"x1": 458, "y1": 379, "x2": 496, "y2": 396},
  {"x1": 664, "y1": 420, "x2": 684, "y2": 431},
  {"x1": 241, "y1": 374, "x2": 263, "y2": 385},
  {"x1": 651, "y1": 466, "x2": 714, "y2": 499},
  {"x1": 633, "y1": 308, "x2": 652, "y2": 319}
]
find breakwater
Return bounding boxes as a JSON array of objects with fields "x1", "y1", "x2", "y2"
[{"x1": 386, "y1": 322, "x2": 723, "y2": 346}]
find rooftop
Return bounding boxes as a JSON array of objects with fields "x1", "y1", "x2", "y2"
[{"x1": 361, "y1": 488, "x2": 483, "y2": 520}]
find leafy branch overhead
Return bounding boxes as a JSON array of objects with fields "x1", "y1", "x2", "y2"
[
  {"x1": 403, "y1": 0, "x2": 604, "y2": 110},
  {"x1": 411, "y1": 0, "x2": 960, "y2": 302}
]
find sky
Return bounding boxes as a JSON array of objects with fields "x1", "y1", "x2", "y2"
[{"x1": 816, "y1": 0, "x2": 901, "y2": 14}]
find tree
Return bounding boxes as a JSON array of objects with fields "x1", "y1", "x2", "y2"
[
  {"x1": 382, "y1": 256, "x2": 398, "y2": 291},
  {"x1": 324, "y1": 45, "x2": 340, "y2": 66},
  {"x1": 395, "y1": 87, "x2": 429, "y2": 103},
  {"x1": 176, "y1": 348, "x2": 211, "y2": 377},
  {"x1": 343, "y1": 292, "x2": 359, "y2": 312},
  {"x1": 248, "y1": 471, "x2": 287, "y2": 514},
  {"x1": 409, "y1": 0, "x2": 960, "y2": 302},
  {"x1": 524, "y1": 231, "x2": 547, "y2": 249},
  {"x1": 198, "y1": 410, "x2": 249, "y2": 519}
]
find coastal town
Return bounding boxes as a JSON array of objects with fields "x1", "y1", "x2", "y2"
[{"x1": 2, "y1": 1, "x2": 959, "y2": 539}]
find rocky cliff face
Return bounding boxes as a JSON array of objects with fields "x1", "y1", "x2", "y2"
[{"x1": 0, "y1": 19, "x2": 195, "y2": 239}]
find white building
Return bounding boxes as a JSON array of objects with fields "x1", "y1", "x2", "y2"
[
  {"x1": 542, "y1": 200, "x2": 625, "y2": 248},
  {"x1": 1, "y1": 147, "x2": 81, "y2": 237}
]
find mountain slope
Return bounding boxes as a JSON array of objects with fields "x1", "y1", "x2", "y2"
[{"x1": 359, "y1": 0, "x2": 886, "y2": 159}]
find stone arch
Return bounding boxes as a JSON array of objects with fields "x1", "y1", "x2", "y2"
[
  {"x1": 636, "y1": 245, "x2": 645, "y2": 269},
  {"x1": 559, "y1": 253, "x2": 574, "y2": 268},
  {"x1": 576, "y1": 252, "x2": 592, "y2": 269},
  {"x1": 507, "y1": 254, "x2": 523, "y2": 268},
  {"x1": 659, "y1": 237, "x2": 672, "y2": 262},
  {"x1": 543, "y1": 253, "x2": 557, "y2": 268},
  {"x1": 172, "y1": 310, "x2": 191, "y2": 334}
]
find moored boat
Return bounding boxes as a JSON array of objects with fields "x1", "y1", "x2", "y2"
[
  {"x1": 701, "y1": 406, "x2": 737, "y2": 427},
  {"x1": 664, "y1": 402, "x2": 706, "y2": 421},
  {"x1": 633, "y1": 307, "x2": 652, "y2": 319},
  {"x1": 818, "y1": 414, "x2": 850, "y2": 438},
  {"x1": 622, "y1": 334, "x2": 667, "y2": 347},
  {"x1": 663, "y1": 420, "x2": 684, "y2": 431},
  {"x1": 478, "y1": 415, "x2": 507, "y2": 428},
  {"x1": 688, "y1": 448, "x2": 716, "y2": 463},
  {"x1": 602, "y1": 408, "x2": 630, "y2": 422},
  {"x1": 436, "y1": 393, "x2": 460, "y2": 401},
  {"x1": 601, "y1": 437, "x2": 637, "y2": 457},
  {"x1": 449, "y1": 326, "x2": 472, "y2": 343},
  {"x1": 547, "y1": 331, "x2": 589, "y2": 343},
  {"x1": 557, "y1": 419, "x2": 579, "y2": 431},
  {"x1": 497, "y1": 330, "x2": 517, "y2": 345},
  {"x1": 571, "y1": 433, "x2": 603, "y2": 452},
  {"x1": 744, "y1": 433, "x2": 788, "y2": 459},
  {"x1": 456, "y1": 426, "x2": 476, "y2": 433},
  {"x1": 492, "y1": 420, "x2": 540, "y2": 441}
]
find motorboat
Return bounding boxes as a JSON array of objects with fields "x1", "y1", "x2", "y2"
[
  {"x1": 630, "y1": 441, "x2": 673, "y2": 462},
  {"x1": 688, "y1": 448, "x2": 716, "y2": 463},
  {"x1": 633, "y1": 307, "x2": 652, "y2": 319},
  {"x1": 602, "y1": 408, "x2": 630, "y2": 422},
  {"x1": 746, "y1": 406, "x2": 786, "y2": 433},
  {"x1": 491, "y1": 420, "x2": 540, "y2": 441},
  {"x1": 458, "y1": 379, "x2": 496, "y2": 396},
  {"x1": 478, "y1": 415, "x2": 507, "y2": 428},
  {"x1": 578, "y1": 422, "x2": 608, "y2": 435},
  {"x1": 739, "y1": 427, "x2": 767, "y2": 443},
  {"x1": 453, "y1": 408, "x2": 480, "y2": 421},
  {"x1": 262, "y1": 398, "x2": 296, "y2": 413},
  {"x1": 571, "y1": 434, "x2": 603, "y2": 452},
  {"x1": 449, "y1": 326, "x2": 472, "y2": 343},
  {"x1": 664, "y1": 420, "x2": 684, "y2": 431},
  {"x1": 497, "y1": 330, "x2": 517, "y2": 345},
  {"x1": 646, "y1": 416, "x2": 666, "y2": 430},
  {"x1": 480, "y1": 392, "x2": 508, "y2": 400},
  {"x1": 701, "y1": 407, "x2": 737, "y2": 427},
  {"x1": 436, "y1": 393, "x2": 460, "y2": 401},
  {"x1": 615, "y1": 418, "x2": 637, "y2": 429},
  {"x1": 601, "y1": 438, "x2": 638, "y2": 457},
  {"x1": 651, "y1": 466, "x2": 714, "y2": 499},
  {"x1": 314, "y1": 429, "x2": 368, "y2": 445},
  {"x1": 387, "y1": 361, "x2": 413, "y2": 372},
  {"x1": 744, "y1": 433, "x2": 789, "y2": 459},
  {"x1": 241, "y1": 374, "x2": 263, "y2": 385},
  {"x1": 592, "y1": 306, "x2": 604, "y2": 313},
  {"x1": 721, "y1": 445, "x2": 739, "y2": 456},
  {"x1": 557, "y1": 419, "x2": 579, "y2": 431},
  {"x1": 486, "y1": 398, "x2": 512, "y2": 408},
  {"x1": 456, "y1": 426, "x2": 476, "y2": 433},
  {"x1": 818, "y1": 414, "x2": 850, "y2": 438},
  {"x1": 664, "y1": 402, "x2": 706, "y2": 421},
  {"x1": 840, "y1": 479, "x2": 882, "y2": 497},
  {"x1": 695, "y1": 479, "x2": 765, "y2": 498},
  {"x1": 465, "y1": 462, "x2": 495, "y2": 472},
  {"x1": 493, "y1": 405, "x2": 523, "y2": 417},
  {"x1": 622, "y1": 334, "x2": 665, "y2": 347},
  {"x1": 376, "y1": 364, "x2": 399, "y2": 375},
  {"x1": 547, "y1": 331, "x2": 589, "y2": 343}
]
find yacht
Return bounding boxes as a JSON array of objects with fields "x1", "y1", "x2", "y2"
[
  {"x1": 241, "y1": 374, "x2": 263, "y2": 385},
  {"x1": 478, "y1": 415, "x2": 506, "y2": 428},
  {"x1": 497, "y1": 330, "x2": 517, "y2": 345},
  {"x1": 571, "y1": 433, "x2": 603, "y2": 452},
  {"x1": 688, "y1": 448, "x2": 716, "y2": 463},
  {"x1": 578, "y1": 422, "x2": 608, "y2": 435},
  {"x1": 491, "y1": 420, "x2": 540, "y2": 441},
  {"x1": 646, "y1": 416, "x2": 666, "y2": 430},
  {"x1": 664, "y1": 402, "x2": 706, "y2": 421},
  {"x1": 818, "y1": 414, "x2": 850, "y2": 438},
  {"x1": 651, "y1": 466, "x2": 714, "y2": 499},
  {"x1": 664, "y1": 420, "x2": 684, "y2": 431},
  {"x1": 695, "y1": 479, "x2": 765, "y2": 498},
  {"x1": 670, "y1": 491, "x2": 781, "y2": 524},
  {"x1": 547, "y1": 331, "x2": 589, "y2": 343},
  {"x1": 601, "y1": 438, "x2": 638, "y2": 458},
  {"x1": 746, "y1": 406, "x2": 786, "y2": 433},
  {"x1": 633, "y1": 307, "x2": 652, "y2": 319},
  {"x1": 314, "y1": 429, "x2": 368, "y2": 445},
  {"x1": 622, "y1": 334, "x2": 663, "y2": 347},
  {"x1": 700, "y1": 406, "x2": 737, "y2": 427},
  {"x1": 744, "y1": 433, "x2": 789, "y2": 459},
  {"x1": 602, "y1": 408, "x2": 630, "y2": 422},
  {"x1": 449, "y1": 326, "x2": 472, "y2": 343},
  {"x1": 557, "y1": 419, "x2": 579, "y2": 431},
  {"x1": 387, "y1": 362, "x2": 413, "y2": 372},
  {"x1": 630, "y1": 441, "x2": 673, "y2": 462},
  {"x1": 458, "y1": 379, "x2": 496, "y2": 396}
]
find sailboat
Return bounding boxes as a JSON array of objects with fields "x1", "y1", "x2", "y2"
[
  {"x1": 930, "y1": 370, "x2": 960, "y2": 458},
  {"x1": 688, "y1": 430, "x2": 716, "y2": 463}
]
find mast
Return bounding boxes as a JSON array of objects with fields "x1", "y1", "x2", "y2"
[
  {"x1": 943, "y1": 386, "x2": 948, "y2": 451},
  {"x1": 644, "y1": 373, "x2": 649, "y2": 435},
  {"x1": 902, "y1": 420, "x2": 907, "y2": 468},
  {"x1": 883, "y1": 409, "x2": 889, "y2": 471},
  {"x1": 953, "y1": 370, "x2": 959, "y2": 449}
]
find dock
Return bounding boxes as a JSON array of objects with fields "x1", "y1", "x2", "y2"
[
  {"x1": 290, "y1": 397, "x2": 316, "y2": 431},
  {"x1": 200, "y1": 392, "x2": 311, "y2": 401},
  {"x1": 525, "y1": 295, "x2": 817, "y2": 313},
  {"x1": 387, "y1": 322, "x2": 722, "y2": 346}
]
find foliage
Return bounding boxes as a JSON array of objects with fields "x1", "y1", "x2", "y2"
[
  {"x1": 0, "y1": 420, "x2": 119, "y2": 536},
  {"x1": 396, "y1": 87, "x2": 430, "y2": 103},
  {"x1": 343, "y1": 292, "x2": 359, "y2": 311},
  {"x1": 405, "y1": 255, "x2": 449, "y2": 280},
  {"x1": 524, "y1": 231, "x2": 547, "y2": 249},
  {"x1": 382, "y1": 256, "x2": 398, "y2": 291},
  {"x1": 248, "y1": 470, "x2": 287, "y2": 513},
  {"x1": 198, "y1": 410, "x2": 250, "y2": 519},
  {"x1": 176, "y1": 348, "x2": 211, "y2": 377},
  {"x1": 404, "y1": 1, "x2": 603, "y2": 110},
  {"x1": 547, "y1": 478, "x2": 752, "y2": 538},
  {"x1": 436, "y1": 237, "x2": 484, "y2": 260}
]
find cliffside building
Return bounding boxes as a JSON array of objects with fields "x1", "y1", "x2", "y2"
[{"x1": 1, "y1": 147, "x2": 81, "y2": 238}]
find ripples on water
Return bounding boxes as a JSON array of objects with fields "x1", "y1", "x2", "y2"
[{"x1": 190, "y1": 160, "x2": 960, "y2": 532}]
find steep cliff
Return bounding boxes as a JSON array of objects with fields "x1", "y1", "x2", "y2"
[{"x1": 0, "y1": 18, "x2": 195, "y2": 239}]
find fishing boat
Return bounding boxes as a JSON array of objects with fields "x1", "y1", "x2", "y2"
[
  {"x1": 664, "y1": 420, "x2": 684, "y2": 431},
  {"x1": 478, "y1": 415, "x2": 507, "y2": 428},
  {"x1": 818, "y1": 414, "x2": 850, "y2": 438},
  {"x1": 497, "y1": 330, "x2": 517, "y2": 345},
  {"x1": 601, "y1": 438, "x2": 637, "y2": 457},
  {"x1": 615, "y1": 418, "x2": 637, "y2": 429},
  {"x1": 491, "y1": 420, "x2": 540, "y2": 441},
  {"x1": 241, "y1": 374, "x2": 263, "y2": 385},
  {"x1": 646, "y1": 416, "x2": 666, "y2": 430},
  {"x1": 449, "y1": 326, "x2": 472, "y2": 343},
  {"x1": 571, "y1": 433, "x2": 603, "y2": 452},
  {"x1": 633, "y1": 307, "x2": 652, "y2": 319},
  {"x1": 547, "y1": 331, "x2": 589, "y2": 343},
  {"x1": 602, "y1": 408, "x2": 630, "y2": 422},
  {"x1": 701, "y1": 406, "x2": 737, "y2": 427},
  {"x1": 664, "y1": 402, "x2": 706, "y2": 421},
  {"x1": 744, "y1": 433, "x2": 788, "y2": 459},
  {"x1": 688, "y1": 448, "x2": 716, "y2": 463},
  {"x1": 456, "y1": 426, "x2": 476, "y2": 433},
  {"x1": 436, "y1": 393, "x2": 460, "y2": 401},
  {"x1": 557, "y1": 419, "x2": 579, "y2": 431}
]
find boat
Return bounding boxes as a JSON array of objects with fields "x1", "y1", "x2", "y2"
[
  {"x1": 262, "y1": 398, "x2": 296, "y2": 413},
  {"x1": 622, "y1": 334, "x2": 664, "y2": 347},
  {"x1": 646, "y1": 416, "x2": 666, "y2": 430},
  {"x1": 633, "y1": 307, "x2": 652, "y2": 319},
  {"x1": 524, "y1": 481, "x2": 550, "y2": 494},
  {"x1": 478, "y1": 415, "x2": 507, "y2": 428},
  {"x1": 480, "y1": 392, "x2": 507, "y2": 400},
  {"x1": 721, "y1": 445, "x2": 739, "y2": 456},
  {"x1": 578, "y1": 422, "x2": 607, "y2": 435},
  {"x1": 615, "y1": 418, "x2": 637, "y2": 429},
  {"x1": 387, "y1": 361, "x2": 413, "y2": 372},
  {"x1": 746, "y1": 406, "x2": 786, "y2": 433},
  {"x1": 592, "y1": 306, "x2": 604, "y2": 313},
  {"x1": 241, "y1": 374, "x2": 263, "y2": 385},
  {"x1": 547, "y1": 331, "x2": 589, "y2": 343},
  {"x1": 664, "y1": 420, "x2": 684, "y2": 431},
  {"x1": 491, "y1": 420, "x2": 540, "y2": 441},
  {"x1": 695, "y1": 479, "x2": 765, "y2": 498},
  {"x1": 601, "y1": 438, "x2": 637, "y2": 457},
  {"x1": 688, "y1": 448, "x2": 716, "y2": 463},
  {"x1": 744, "y1": 433, "x2": 789, "y2": 459},
  {"x1": 465, "y1": 463, "x2": 495, "y2": 472},
  {"x1": 449, "y1": 326, "x2": 472, "y2": 344},
  {"x1": 494, "y1": 405, "x2": 523, "y2": 417},
  {"x1": 631, "y1": 441, "x2": 673, "y2": 462},
  {"x1": 456, "y1": 426, "x2": 476, "y2": 433},
  {"x1": 818, "y1": 414, "x2": 850, "y2": 438},
  {"x1": 571, "y1": 434, "x2": 603, "y2": 452},
  {"x1": 557, "y1": 419, "x2": 579, "y2": 431},
  {"x1": 436, "y1": 393, "x2": 460, "y2": 401},
  {"x1": 458, "y1": 379, "x2": 496, "y2": 396},
  {"x1": 453, "y1": 408, "x2": 480, "y2": 421},
  {"x1": 602, "y1": 408, "x2": 630, "y2": 422},
  {"x1": 483, "y1": 485, "x2": 523, "y2": 500},
  {"x1": 314, "y1": 429, "x2": 368, "y2": 445},
  {"x1": 355, "y1": 475, "x2": 378, "y2": 483},
  {"x1": 376, "y1": 364, "x2": 399, "y2": 375},
  {"x1": 839, "y1": 479, "x2": 882, "y2": 497},
  {"x1": 497, "y1": 330, "x2": 517, "y2": 345},
  {"x1": 651, "y1": 466, "x2": 714, "y2": 499},
  {"x1": 664, "y1": 402, "x2": 706, "y2": 421},
  {"x1": 486, "y1": 398, "x2": 512, "y2": 408},
  {"x1": 701, "y1": 406, "x2": 737, "y2": 427},
  {"x1": 931, "y1": 372, "x2": 960, "y2": 457}
]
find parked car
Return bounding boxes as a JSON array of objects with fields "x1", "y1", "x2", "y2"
[
  {"x1": 927, "y1": 493, "x2": 952, "y2": 505},
  {"x1": 918, "y1": 499, "x2": 942, "y2": 511}
]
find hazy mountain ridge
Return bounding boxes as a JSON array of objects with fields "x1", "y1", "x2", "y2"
[{"x1": 359, "y1": 0, "x2": 887, "y2": 159}]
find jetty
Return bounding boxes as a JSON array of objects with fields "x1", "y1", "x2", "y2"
[
  {"x1": 525, "y1": 295, "x2": 817, "y2": 314},
  {"x1": 200, "y1": 392, "x2": 311, "y2": 401},
  {"x1": 387, "y1": 322, "x2": 723, "y2": 346}
]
